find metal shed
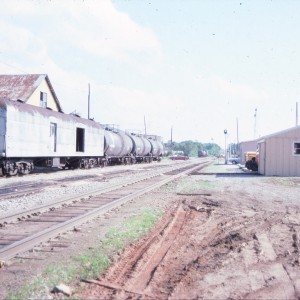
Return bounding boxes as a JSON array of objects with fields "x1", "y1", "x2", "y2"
[
  {"x1": 257, "y1": 126, "x2": 300, "y2": 176},
  {"x1": 239, "y1": 139, "x2": 258, "y2": 164}
]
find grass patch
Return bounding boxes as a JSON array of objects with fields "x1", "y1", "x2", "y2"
[
  {"x1": 265, "y1": 178, "x2": 300, "y2": 187},
  {"x1": 176, "y1": 178, "x2": 217, "y2": 194},
  {"x1": 103, "y1": 208, "x2": 161, "y2": 252},
  {"x1": 5, "y1": 207, "x2": 162, "y2": 300}
]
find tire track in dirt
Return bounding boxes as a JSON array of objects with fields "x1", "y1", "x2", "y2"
[
  {"x1": 80, "y1": 202, "x2": 192, "y2": 299},
  {"x1": 79, "y1": 192, "x2": 300, "y2": 299}
]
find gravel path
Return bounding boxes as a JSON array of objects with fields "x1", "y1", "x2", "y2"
[{"x1": 0, "y1": 160, "x2": 176, "y2": 218}]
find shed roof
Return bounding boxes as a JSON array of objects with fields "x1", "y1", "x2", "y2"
[
  {"x1": 239, "y1": 139, "x2": 258, "y2": 145},
  {"x1": 0, "y1": 74, "x2": 63, "y2": 112},
  {"x1": 258, "y1": 126, "x2": 300, "y2": 143}
]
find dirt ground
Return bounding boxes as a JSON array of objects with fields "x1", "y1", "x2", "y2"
[
  {"x1": 78, "y1": 162, "x2": 300, "y2": 299},
  {"x1": 2, "y1": 160, "x2": 300, "y2": 299}
]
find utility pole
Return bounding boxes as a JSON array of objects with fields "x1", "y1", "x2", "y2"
[
  {"x1": 236, "y1": 118, "x2": 239, "y2": 144},
  {"x1": 170, "y1": 126, "x2": 173, "y2": 150},
  {"x1": 224, "y1": 129, "x2": 228, "y2": 164},
  {"x1": 296, "y1": 102, "x2": 299, "y2": 126},
  {"x1": 236, "y1": 117, "x2": 240, "y2": 156},
  {"x1": 254, "y1": 108, "x2": 257, "y2": 139},
  {"x1": 144, "y1": 115, "x2": 147, "y2": 135},
  {"x1": 88, "y1": 83, "x2": 90, "y2": 120}
]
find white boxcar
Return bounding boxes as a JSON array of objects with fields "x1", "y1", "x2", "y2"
[{"x1": 0, "y1": 98, "x2": 104, "y2": 175}]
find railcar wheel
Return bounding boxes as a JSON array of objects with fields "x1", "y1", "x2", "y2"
[
  {"x1": 89, "y1": 159, "x2": 96, "y2": 168},
  {"x1": 9, "y1": 169, "x2": 18, "y2": 176},
  {"x1": 19, "y1": 169, "x2": 30, "y2": 175},
  {"x1": 17, "y1": 162, "x2": 33, "y2": 175},
  {"x1": 3, "y1": 162, "x2": 18, "y2": 176}
]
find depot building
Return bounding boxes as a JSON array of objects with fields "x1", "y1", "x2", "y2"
[{"x1": 257, "y1": 126, "x2": 300, "y2": 176}]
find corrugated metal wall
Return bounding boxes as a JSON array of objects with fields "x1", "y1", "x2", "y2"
[
  {"x1": 239, "y1": 140, "x2": 257, "y2": 164},
  {"x1": 263, "y1": 128, "x2": 300, "y2": 176}
]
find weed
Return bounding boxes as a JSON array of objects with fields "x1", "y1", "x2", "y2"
[
  {"x1": 266, "y1": 178, "x2": 300, "y2": 187},
  {"x1": 176, "y1": 177, "x2": 217, "y2": 194},
  {"x1": 5, "y1": 207, "x2": 162, "y2": 300}
]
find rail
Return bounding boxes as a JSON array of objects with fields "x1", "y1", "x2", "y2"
[{"x1": 0, "y1": 160, "x2": 211, "y2": 262}]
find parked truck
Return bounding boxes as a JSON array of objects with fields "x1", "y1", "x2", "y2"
[{"x1": 245, "y1": 151, "x2": 259, "y2": 171}]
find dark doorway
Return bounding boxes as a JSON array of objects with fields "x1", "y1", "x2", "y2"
[{"x1": 76, "y1": 128, "x2": 85, "y2": 152}]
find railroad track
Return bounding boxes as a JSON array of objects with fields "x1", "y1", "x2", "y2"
[
  {"x1": 0, "y1": 159, "x2": 211, "y2": 262},
  {"x1": 0, "y1": 161, "x2": 188, "y2": 200},
  {"x1": 0, "y1": 160, "x2": 205, "y2": 221}
]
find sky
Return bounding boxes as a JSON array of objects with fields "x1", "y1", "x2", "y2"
[{"x1": 1, "y1": 0, "x2": 300, "y2": 147}]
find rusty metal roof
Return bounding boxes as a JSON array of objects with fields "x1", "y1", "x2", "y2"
[{"x1": 0, "y1": 74, "x2": 63, "y2": 112}]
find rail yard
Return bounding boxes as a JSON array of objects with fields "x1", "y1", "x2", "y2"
[
  {"x1": 1, "y1": 158, "x2": 300, "y2": 299},
  {"x1": 2, "y1": 1, "x2": 300, "y2": 299}
]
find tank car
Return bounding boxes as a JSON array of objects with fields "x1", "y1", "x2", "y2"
[
  {"x1": 103, "y1": 126, "x2": 134, "y2": 165},
  {"x1": 0, "y1": 98, "x2": 105, "y2": 175},
  {"x1": 127, "y1": 132, "x2": 152, "y2": 163},
  {"x1": 146, "y1": 135, "x2": 164, "y2": 161}
]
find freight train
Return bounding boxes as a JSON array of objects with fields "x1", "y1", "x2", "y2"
[{"x1": 0, "y1": 98, "x2": 164, "y2": 176}]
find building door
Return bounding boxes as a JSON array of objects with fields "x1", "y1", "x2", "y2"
[
  {"x1": 76, "y1": 128, "x2": 85, "y2": 152},
  {"x1": 50, "y1": 123, "x2": 57, "y2": 152}
]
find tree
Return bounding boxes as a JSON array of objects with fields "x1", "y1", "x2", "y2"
[
  {"x1": 164, "y1": 140, "x2": 221, "y2": 157},
  {"x1": 202, "y1": 143, "x2": 221, "y2": 156}
]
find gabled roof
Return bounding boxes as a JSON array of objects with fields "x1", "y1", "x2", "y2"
[
  {"x1": 0, "y1": 74, "x2": 63, "y2": 112},
  {"x1": 258, "y1": 126, "x2": 300, "y2": 142},
  {"x1": 239, "y1": 139, "x2": 258, "y2": 145}
]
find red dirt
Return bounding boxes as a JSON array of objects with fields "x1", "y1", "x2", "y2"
[
  {"x1": 79, "y1": 167, "x2": 300, "y2": 299},
  {"x1": 2, "y1": 162, "x2": 300, "y2": 299}
]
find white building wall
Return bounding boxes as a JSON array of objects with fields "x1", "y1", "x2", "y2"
[{"x1": 5, "y1": 104, "x2": 104, "y2": 158}]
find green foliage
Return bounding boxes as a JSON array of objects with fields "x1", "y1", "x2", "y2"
[
  {"x1": 202, "y1": 143, "x2": 222, "y2": 156},
  {"x1": 6, "y1": 208, "x2": 162, "y2": 300},
  {"x1": 103, "y1": 208, "x2": 160, "y2": 251},
  {"x1": 228, "y1": 143, "x2": 240, "y2": 156},
  {"x1": 170, "y1": 140, "x2": 201, "y2": 157},
  {"x1": 76, "y1": 250, "x2": 110, "y2": 280},
  {"x1": 165, "y1": 140, "x2": 221, "y2": 157}
]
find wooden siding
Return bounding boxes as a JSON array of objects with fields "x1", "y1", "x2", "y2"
[{"x1": 27, "y1": 78, "x2": 60, "y2": 111}]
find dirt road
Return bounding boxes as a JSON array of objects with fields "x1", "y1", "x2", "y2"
[{"x1": 79, "y1": 162, "x2": 300, "y2": 299}]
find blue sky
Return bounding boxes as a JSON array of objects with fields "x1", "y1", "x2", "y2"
[{"x1": 1, "y1": 0, "x2": 300, "y2": 147}]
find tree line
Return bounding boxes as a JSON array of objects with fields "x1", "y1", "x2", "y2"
[{"x1": 164, "y1": 141, "x2": 221, "y2": 157}]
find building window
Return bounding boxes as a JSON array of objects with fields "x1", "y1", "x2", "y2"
[
  {"x1": 76, "y1": 128, "x2": 85, "y2": 152},
  {"x1": 40, "y1": 92, "x2": 47, "y2": 108},
  {"x1": 294, "y1": 142, "x2": 300, "y2": 155}
]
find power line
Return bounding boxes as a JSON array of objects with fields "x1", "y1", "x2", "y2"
[{"x1": 0, "y1": 60, "x2": 29, "y2": 74}]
